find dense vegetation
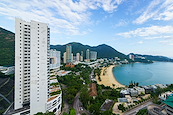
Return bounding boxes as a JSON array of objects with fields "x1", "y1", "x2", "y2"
[
  {"x1": 51, "y1": 42, "x2": 129, "y2": 59},
  {"x1": 57, "y1": 64, "x2": 92, "y2": 104},
  {"x1": 58, "y1": 64, "x2": 121, "y2": 115},
  {"x1": 80, "y1": 84, "x2": 121, "y2": 115},
  {"x1": 136, "y1": 109, "x2": 148, "y2": 115},
  {"x1": 0, "y1": 27, "x2": 15, "y2": 66}
]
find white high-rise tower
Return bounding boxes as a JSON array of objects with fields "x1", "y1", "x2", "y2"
[{"x1": 15, "y1": 18, "x2": 50, "y2": 114}]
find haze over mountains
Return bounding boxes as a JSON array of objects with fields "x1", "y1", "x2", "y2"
[{"x1": 0, "y1": 27, "x2": 173, "y2": 66}]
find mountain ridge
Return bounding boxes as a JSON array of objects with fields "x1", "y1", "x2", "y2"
[
  {"x1": 129, "y1": 53, "x2": 173, "y2": 62},
  {"x1": 50, "y1": 42, "x2": 128, "y2": 59}
]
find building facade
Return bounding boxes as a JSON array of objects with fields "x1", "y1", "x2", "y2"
[
  {"x1": 63, "y1": 52, "x2": 66, "y2": 63},
  {"x1": 80, "y1": 51, "x2": 83, "y2": 61},
  {"x1": 50, "y1": 49, "x2": 61, "y2": 69},
  {"x1": 9, "y1": 18, "x2": 62, "y2": 115},
  {"x1": 90, "y1": 51, "x2": 97, "y2": 60},
  {"x1": 66, "y1": 45, "x2": 72, "y2": 63},
  {"x1": 76, "y1": 53, "x2": 80, "y2": 61},
  {"x1": 86, "y1": 49, "x2": 90, "y2": 60}
]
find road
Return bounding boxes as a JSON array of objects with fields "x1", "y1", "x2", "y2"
[
  {"x1": 0, "y1": 93, "x2": 11, "y2": 104},
  {"x1": 124, "y1": 101, "x2": 153, "y2": 115},
  {"x1": 73, "y1": 92, "x2": 90, "y2": 115},
  {"x1": 60, "y1": 84, "x2": 71, "y2": 115},
  {"x1": 0, "y1": 78, "x2": 10, "y2": 89}
]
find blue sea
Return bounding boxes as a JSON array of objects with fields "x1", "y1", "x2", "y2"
[{"x1": 113, "y1": 62, "x2": 173, "y2": 86}]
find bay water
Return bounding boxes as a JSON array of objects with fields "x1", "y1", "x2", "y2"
[{"x1": 113, "y1": 62, "x2": 173, "y2": 86}]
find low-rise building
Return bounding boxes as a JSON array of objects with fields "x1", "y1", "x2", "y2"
[
  {"x1": 120, "y1": 89, "x2": 130, "y2": 97},
  {"x1": 100, "y1": 99, "x2": 114, "y2": 111},
  {"x1": 159, "y1": 91, "x2": 173, "y2": 101},
  {"x1": 118, "y1": 98, "x2": 128, "y2": 103},
  {"x1": 134, "y1": 87, "x2": 145, "y2": 95},
  {"x1": 150, "y1": 85, "x2": 158, "y2": 92},
  {"x1": 143, "y1": 86, "x2": 152, "y2": 94},
  {"x1": 89, "y1": 83, "x2": 98, "y2": 97},
  {"x1": 155, "y1": 84, "x2": 167, "y2": 89},
  {"x1": 129, "y1": 89, "x2": 138, "y2": 97},
  {"x1": 164, "y1": 96, "x2": 173, "y2": 115}
]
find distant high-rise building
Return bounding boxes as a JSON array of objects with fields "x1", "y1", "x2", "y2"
[
  {"x1": 71, "y1": 53, "x2": 73, "y2": 62},
  {"x1": 76, "y1": 53, "x2": 80, "y2": 61},
  {"x1": 63, "y1": 52, "x2": 67, "y2": 63},
  {"x1": 6, "y1": 18, "x2": 62, "y2": 115},
  {"x1": 66, "y1": 45, "x2": 72, "y2": 63},
  {"x1": 50, "y1": 49, "x2": 61, "y2": 69},
  {"x1": 86, "y1": 49, "x2": 90, "y2": 60},
  {"x1": 90, "y1": 51, "x2": 97, "y2": 60},
  {"x1": 80, "y1": 51, "x2": 83, "y2": 61}
]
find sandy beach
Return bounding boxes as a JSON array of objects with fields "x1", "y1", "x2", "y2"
[{"x1": 97, "y1": 65, "x2": 125, "y2": 88}]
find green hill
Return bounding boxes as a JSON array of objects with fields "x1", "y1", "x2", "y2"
[
  {"x1": 129, "y1": 53, "x2": 173, "y2": 62},
  {"x1": 51, "y1": 42, "x2": 129, "y2": 59},
  {"x1": 0, "y1": 27, "x2": 15, "y2": 66}
]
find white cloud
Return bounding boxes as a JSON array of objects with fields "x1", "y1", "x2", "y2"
[
  {"x1": 0, "y1": 0, "x2": 124, "y2": 35},
  {"x1": 114, "y1": 19, "x2": 128, "y2": 27},
  {"x1": 137, "y1": 41, "x2": 144, "y2": 44},
  {"x1": 159, "y1": 39, "x2": 173, "y2": 46},
  {"x1": 118, "y1": 26, "x2": 173, "y2": 38},
  {"x1": 134, "y1": 0, "x2": 173, "y2": 24}
]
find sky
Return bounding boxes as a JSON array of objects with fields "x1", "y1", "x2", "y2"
[{"x1": 0, "y1": 0, "x2": 173, "y2": 58}]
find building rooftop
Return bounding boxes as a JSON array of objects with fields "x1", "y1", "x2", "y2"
[
  {"x1": 101, "y1": 99, "x2": 114, "y2": 111},
  {"x1": 164, "y1": 96, "x2": 173, "y2": 108},
  {"x1": 89, "y1": 83, "x2": 98, "y2": 97},
  {"x1": 47, "y1": 95, "x2": 59, "y2": 102}
]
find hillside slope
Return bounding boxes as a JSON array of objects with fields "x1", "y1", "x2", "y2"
[
  {"x1": 129, "y1": 53, "x2": 173, "y2": 62},
  {"x1": 0, "y1": 27, "x2": 15, "y2": 66}
]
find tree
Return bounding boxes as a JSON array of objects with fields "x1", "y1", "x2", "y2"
[
  {"x1": 118, "y1": 104, "x2": 126, "y2": 112},
  {"x1": 70, "y1": 108, "x2": 76, "y2": 115},
  {"x1": 136, "y1": 109, "x2": 148, "y2": 115}
]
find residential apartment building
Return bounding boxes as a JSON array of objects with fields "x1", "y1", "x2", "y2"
[
  {"x1": 86, "y1": 49, "x2": 90, "y2": 60},
  {"x1": 5, "y1": 18, "x2": 62, "y2": 115},
  {"x1": 90, "y1": 51, "x2": 97, "y2": 60},
  {"x1": 66, "y1": 44, "x2": 72, "y2": 63},
  {"x1": 76, "y1": 53, "x2": 80, "y2": 61},
  {"x1": 63, "y1": 52, "x2": 67, "y2": 63}
]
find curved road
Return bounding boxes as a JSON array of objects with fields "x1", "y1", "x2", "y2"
[
  {"x1": 124, "y1": 101, "x2": 153, "y2": 115},
  {"x1": 73, "y1": 93, "x2": 90, "y2": 115}
]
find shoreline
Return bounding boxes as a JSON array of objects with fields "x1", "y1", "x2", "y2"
[{"x1": 97, "y1": 65, "x2": 125, "y2": 88}]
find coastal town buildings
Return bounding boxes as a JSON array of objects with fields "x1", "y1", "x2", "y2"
[
  {"x1": 5, "y1": 18, "x2": 62, "y2": 115},
  {"x1": 129, "y1": 54, "x2": 135, "y2": 61}
]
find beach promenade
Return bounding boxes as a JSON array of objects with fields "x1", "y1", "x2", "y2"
[{"x1": 97, "y1": 65, "x2": 125, "y2": 88}]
